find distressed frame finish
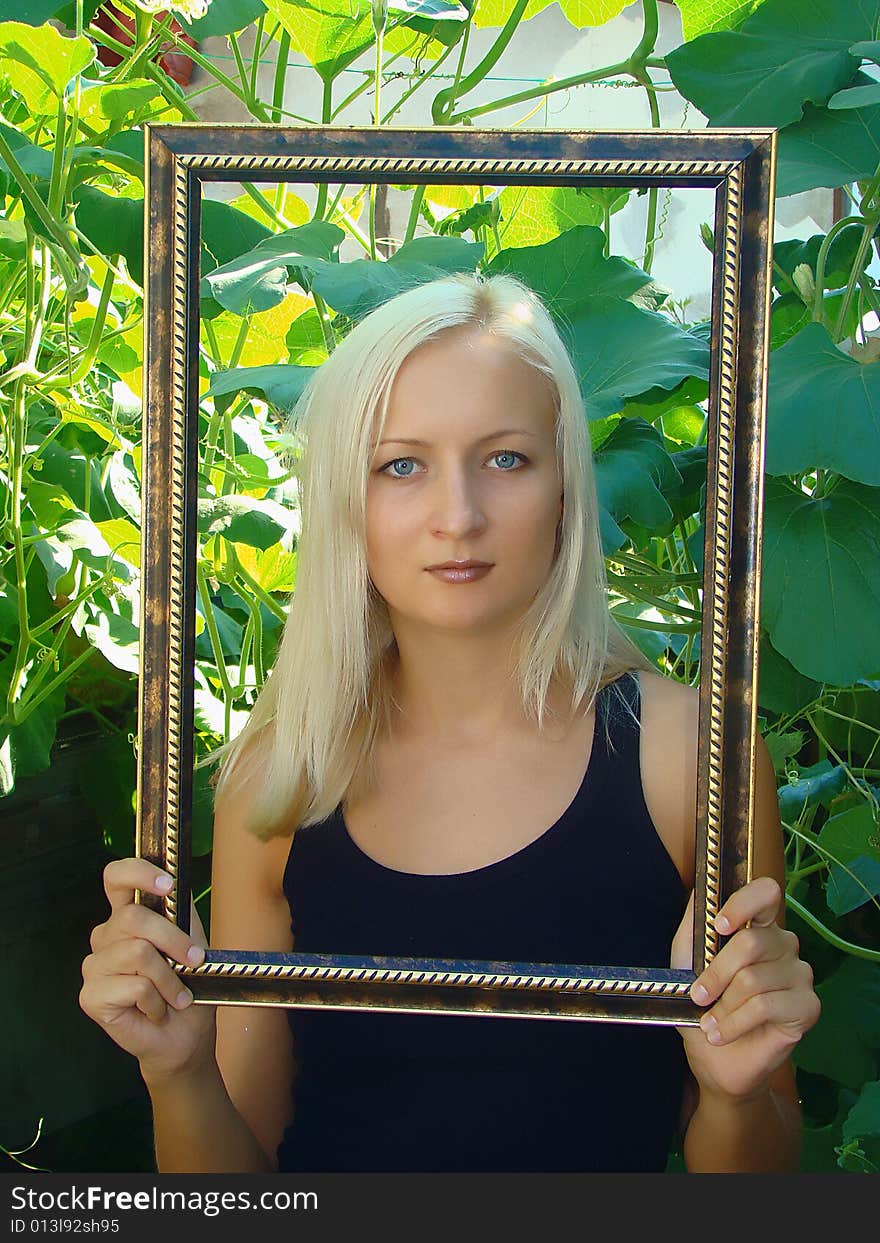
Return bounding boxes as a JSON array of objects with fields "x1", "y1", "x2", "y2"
[{"x1": 139, "y1": 124, "x2": 777, "y2": 1026}]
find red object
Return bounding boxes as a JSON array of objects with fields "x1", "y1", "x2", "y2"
[{"x1": 92, "y1": 2, "x2": 197, "y2": 87}]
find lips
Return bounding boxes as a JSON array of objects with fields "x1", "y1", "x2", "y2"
[{"x1": 425, "y1": 561, "x2": 493, "y2": 571}]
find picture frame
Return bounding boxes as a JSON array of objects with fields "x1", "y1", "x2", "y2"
[{"x1": 138, "y1": 123, "x2": 777, "y2": 1026}]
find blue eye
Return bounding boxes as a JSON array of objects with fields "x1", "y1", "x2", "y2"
[
  {"x1": 379, "y1": 451, "x2": 527, "y2": 478},
  {"x1": 383, "y1": 458, "x2": 417, "y2": 478}
]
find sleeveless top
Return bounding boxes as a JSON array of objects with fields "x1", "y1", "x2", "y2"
[{"x1": 276, "y1": 670, "x2": 690, "y2": 1173}]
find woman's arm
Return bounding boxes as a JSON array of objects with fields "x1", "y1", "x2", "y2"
[
  {"x1": 678, "y1": 733, "x2": 819, "y2": 1172},
  {"x1": 148, "y1": 760, "x2": 298, "y2": 1173}
]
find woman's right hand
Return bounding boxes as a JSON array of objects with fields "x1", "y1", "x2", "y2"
[{"x1": 79, "y1": 858, "x2": 217, "y2": 1088}]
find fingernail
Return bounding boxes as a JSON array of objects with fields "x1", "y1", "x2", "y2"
[
  {"x1": 155, "y1": 874, "x2": 173, "y2": 892},
  {"x1": 176, "y1": 989, "x2": 193, "y2": 1008},
  {"x1": 692, "y1": 983, "x2": 710, "y2": 1005},
  {"x1": 701, "y1": 1014, "x2": 722, "y2": 1043},
  {"x1": 715, "y1": 914, "x2": 731, "y2": 934},
  {"x1": 186, "y1": 945, "x2": 205, "y2": 965}
]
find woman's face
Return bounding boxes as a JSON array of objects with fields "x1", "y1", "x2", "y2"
[{"x1": 364, "y1": 327, "x2": 564, "y2": 636}]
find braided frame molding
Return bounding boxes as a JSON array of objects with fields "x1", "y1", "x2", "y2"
[{"x1": 143, "y1": 130, "x2": 773, "y2": 1014}]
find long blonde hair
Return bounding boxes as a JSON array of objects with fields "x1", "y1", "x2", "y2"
[{"x1": 211, "y1": 270, "x2": 654, "y2": 840}]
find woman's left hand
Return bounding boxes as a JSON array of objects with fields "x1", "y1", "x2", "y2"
[{"x1": 670, "y1": 876, "x2": 821, "y2": 1101}]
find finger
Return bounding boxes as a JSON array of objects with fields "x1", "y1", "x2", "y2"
[
  {"x1": 83, "y1": 937, "x2": 195, "y2": 1011},
  {"x1": 103, "y1": 858, "x2": 176, "y2": 914},
  {"x1": 82, "y1": 970, "x2": 178, "y2": 1026},
  {"x1": 690, "y1": 924, "x2": 798, "y2": 1006},
  {"x1": 91, "y1": 900, "x2": 206, "y2": 968},
  {"x1": 189, "y1": 896, "x2": 209, "y2": 951},
  {"x1": 699, "y1": 986, "x2": 822, "y2": 1047},
  {"x1": 714, "y1": 876, "x2": 783, "y2": 936},
  {"x1": 698, "y1": 956, "x2": 810, "y2": 1028}
]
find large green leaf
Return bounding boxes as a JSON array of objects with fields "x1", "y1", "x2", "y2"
[
  {"x1": 477, "y1": 0, "x2": 629, "y2": 30},
  {"x1": 492, "y1": 184, "x2": 628, "y2": 251},
  {"x1": 0, "y1": 657, "x2": 66, "y2": 794},
  {"x1": 260, "y1": 0, "x2": 431, "y2": 82},
  {"x1": 205, "y1": 364, "x2": 316, "y2": 412},
  {"x1": 485, "y1": 225, "x2": 653, "y2": 313},
  {"x1": 1, "y1": 1, "x2": 82, "y2": 22},
  {"x1": 761, "y1": 478, "x2": 880, "y2": 685},
  {"x1": 795, "y1": 957, "x2": 880, "y2": 1089},
  {"x1": 773, "y1": 224, "x2": 870, "y2": 294},
  {"x1": 776, "y1": 98, "x2": 880, "y2": 196},
  {"x1": 844, "y1": 1081, "x2": 880, "y2": 1141},
  {"x1": 757, "y1": 632, "x2": 822, "y2": 717},
  {"x1": 197, "y1": 494, "x2": 293, "y2": 549},
  {"x1": 309, "y1": 235, "x2": 483, "y2": 321},
  {"x1": 593, "y1": 418, "x2": 683, "y2": 553},
  {"x1": 777, "y1": 760, "x2": 849, "y2": 822},
  {"x1": 202, "y1": 221, "x2": 344, "y2": 315},
  {"x1": 566, "y1": 296, "x2": 709, "y2": 419},
  {"x1": 665, "y1": 0, "x2": 879, "y2": 127},
  {"x1": 673, "y1": 0, "x2": 765, "y2": 39},
  {"x1": 766, "y1": 323, "x2": 880, "y2": 485},
  {"x1": 818, "y1": 799, "x2": 880, "y2": 914},
  {"x1": 180, "y1": 0, "x2": 267, "y2": 37},
  {"x1": 0, "y1": 19, "x2": 93, "y2": 99}
]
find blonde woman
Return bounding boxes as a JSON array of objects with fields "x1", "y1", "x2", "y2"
[{"x1": 81, "y1": 272, "x2": 820, "y2": 1173}]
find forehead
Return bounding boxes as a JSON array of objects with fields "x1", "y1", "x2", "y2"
[{"x1": 381, "y1": 329, "x2": 556, "y2": 438}]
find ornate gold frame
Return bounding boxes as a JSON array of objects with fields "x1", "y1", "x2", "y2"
[{"x1": 138, "y1": 124, "x2": 777, "y2": 1025}]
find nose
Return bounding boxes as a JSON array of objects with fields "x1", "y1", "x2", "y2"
[{"x1": 428, "y1": 463, "x2": 488, "y2": 539}]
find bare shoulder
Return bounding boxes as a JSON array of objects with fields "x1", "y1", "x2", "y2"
[{"x1": 635, "y1": 669, "x2": 700, "y2": 892}]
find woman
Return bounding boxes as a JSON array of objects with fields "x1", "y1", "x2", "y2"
[{"x1": 80, "y1": 272, "x2": 820, "y2": 1173}]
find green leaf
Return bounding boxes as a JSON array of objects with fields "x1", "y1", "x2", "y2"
[
  {"x1": 566, "y1": 297, "x2": 710, "y2": 419},
  {"x1": 309, "y1": 234, "x2": 482, "y2": 321},
  {"x1": 795, "y1": 957, "x2": 880, "y2": 1088},
  {"x1": 77, "y1": 80, "x2": 162, "y2": 129},
  {"x1": 819, "y1": 799, "x2": 880, "y2": 866},
  {"x1": 828, "y1": 80, "x2": 880, "y2": 108},
  {"x1": 72, "y1": 186, "x2": 144, "y2": 285},
  {"x1": 825, "y1": 855, "x2": 880, "y2": 915},
  {"x1": 0, "y1": 19, "x2": 94, "y2": 98},
  {"x1": 0, "y1": 654, "x2": 66, "y2": 793},
  {"x1": 593, "y1": 418, "x2": 682, "y2": 553},
  {"x1": 0, "y1": 217, "x2": 26, "y2": 261},
  {"x1": 773, "y1": 225, "x2": 869, "y2": 293},
  {"x1": 206, "y1": 364, "x2": 316, "y2": 412},
  {"x1": 180, "y1": 0, "x2": 267, "y2": 38},
  {"x1": 761, "y1": 478, "x2": 880, "y2": 685},
  {"x1": 777, "y1": 99, "x2": 880, "y2": 196},
  {"x1": 843, "y1": 1081, "x2": 880, "y2": 1140},
  {"x1": 197, "y1": 494, "x2": 292, "y2": 549},
  {"x1": 260, "y1": 0, "x2": 385, "y2": 83},
  {"x1": 763, "y1": 727, "x2": 805, "y2": 774},
  {"x1": 77, "y1": 732, "x2": 136, "y2": 858},
  {"x1": 1, "y1": 1, "x2": 83, "y2": 23},
  {"x1": 766, "y1": 323, "x2": 880, "y2": 485},
  {"x1": 672, "y1": 0, "x2": 765, "y2": 39},
  {"x1": 757, "y1": 632, "x2": 822, "y2": 716},
  {"x1": 665, "y1": 0, "x2": 878, "y2": 127},
  {"x1": 777, "y1": 760, "x2": 850, "y2": 821},
  {"x1": 485, "y1": 225, "x2": 653, "y2": 313},
  {"x1": 812, "y1": 683, "x2": 880, "y2": 761},
  {"x1": 82, "y1": 609, "x2": 140, "y2": 675},
  {"x1": 492, "y1": 183, "x2": 628, "y2": 251},
  {"x1": 202, "y1": 220, "x2": 343, "y2": 315}
]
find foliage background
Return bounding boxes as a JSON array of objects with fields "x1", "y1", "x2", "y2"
[{"x1": 1, "y1": 0, "x2": 879, "y2": 1172}]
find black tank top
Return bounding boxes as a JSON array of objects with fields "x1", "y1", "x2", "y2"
[{"x1": 276, "y1": 670, "x2": 690, "y2": 1172}]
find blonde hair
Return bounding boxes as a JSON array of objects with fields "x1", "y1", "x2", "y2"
[{"x1": 211, "y1": 270, "x2": 654, "y2": 841}]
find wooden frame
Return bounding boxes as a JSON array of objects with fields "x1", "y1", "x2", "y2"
[{"x1": 138, "y1": 124, "x2": 777, "y2": 1026}]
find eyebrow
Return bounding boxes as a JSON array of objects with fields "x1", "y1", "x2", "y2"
[{"x1": 377, "y1": 429, "x2": 538, "y2": 448}]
